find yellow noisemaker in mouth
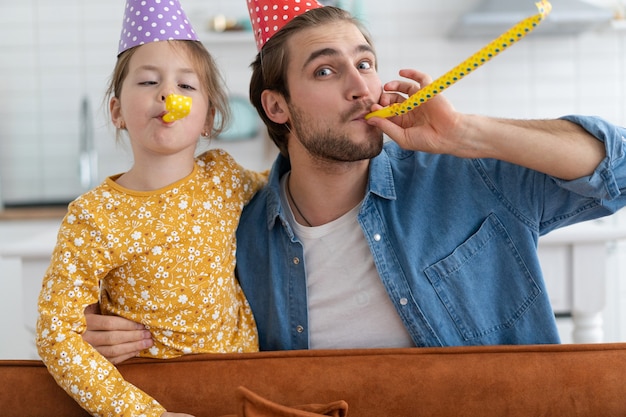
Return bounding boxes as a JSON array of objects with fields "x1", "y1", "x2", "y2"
[
  {"x1": 162, "y1": 94, "x2": 193, "y2": 122},
  {"x1": 365, "y1": 0, "x2": 552, "y2": 120}
]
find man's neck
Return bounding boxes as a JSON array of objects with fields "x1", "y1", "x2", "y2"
[{"x1": 287, "y1": 157, "x2": 369, "y2": 227}]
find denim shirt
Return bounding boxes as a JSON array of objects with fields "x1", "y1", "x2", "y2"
[{"x1": 236, "y1": 115, "x2": 626, "y2": 351}]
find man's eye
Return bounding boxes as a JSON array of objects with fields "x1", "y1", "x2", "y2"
[
  {"x1": 358, "y1": 61, "x2": 372, "y2": 70},
  {"x1": 316, "y1": 68, "x2": 332, "y2": 77}
]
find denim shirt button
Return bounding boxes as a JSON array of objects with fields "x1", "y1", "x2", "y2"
[
  {"x1": 292, "y1": 257, "x2": 300, "y2": 265},
  {"x1": 296, "y1": 325, "x2": 304, "y2": 333},
  {"x1": 374, "y1": 234, "x2": 381, "y2": 241},
  {"x1": 399, "y1": 297, "x2": 408, "y2": 306}
]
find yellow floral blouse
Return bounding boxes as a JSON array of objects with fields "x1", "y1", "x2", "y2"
[{"x1": 36, "y1": 149, "x2": 267, "y2": 417}]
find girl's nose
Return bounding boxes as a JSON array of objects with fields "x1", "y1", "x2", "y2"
[{"x1": 160, "y1": 87, "x2": 174, "y2": 101}]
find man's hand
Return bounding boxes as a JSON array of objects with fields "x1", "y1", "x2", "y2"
[
  {"x1": 368, "y1": 69, "x2": 463, "y2": 156},
  {"x1": 83, "y1": 304, "x2": 153, "y2": 365}
]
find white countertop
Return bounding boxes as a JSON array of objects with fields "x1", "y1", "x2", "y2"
[{"x1": 0, "y1": 219, "x2": 61, "y2": 258}]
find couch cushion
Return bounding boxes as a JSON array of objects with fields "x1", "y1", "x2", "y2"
[{"x1": 1, "y1": 343, "x2": 625, "y2": 417}]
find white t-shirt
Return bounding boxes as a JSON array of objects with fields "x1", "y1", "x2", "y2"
[{"x1": 281, "y1": 174, "x2": 415, "y2": 349}]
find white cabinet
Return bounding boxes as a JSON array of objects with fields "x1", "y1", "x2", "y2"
[
  {"x1": 0, "y1": 257, "x2": 29, "y2": 359},
  {"x1": 0, "y1": 219, "x2": 61, "y2": 359},
  {"x1": 538, "y1": 221, "x2": 626, "y2": 343}
]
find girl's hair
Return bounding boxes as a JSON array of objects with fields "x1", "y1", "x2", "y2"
[
  {"x1": 105, "y1": 40, "x2": 230, "y2": 141},
  {"x1": 249, "y1": 6, "x2": 375, "y2": 157}
]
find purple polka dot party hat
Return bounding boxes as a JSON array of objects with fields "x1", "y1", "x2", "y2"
[{"x1": 118, "y1": 0, "x2": 198, "y2": 56}]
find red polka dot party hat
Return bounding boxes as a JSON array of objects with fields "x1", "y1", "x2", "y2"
[
  {"x1": 246, "y1": 0, "x2": 325, "y2": 51},
  {"x1": 117, "y1": 0, "x2": 198, "y2": 56}
]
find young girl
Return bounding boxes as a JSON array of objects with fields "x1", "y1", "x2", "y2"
[{"x1": 35, "y1": 1, "x2": 265, "y2": 416}]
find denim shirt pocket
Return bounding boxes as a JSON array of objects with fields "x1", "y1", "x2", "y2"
[{"x1": 424, "y1": 213, "x2": 541, "y2": 341}]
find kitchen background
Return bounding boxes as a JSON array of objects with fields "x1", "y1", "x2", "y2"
[
  {"x1": 1, "y1": 0, "x2": 626, "y2": 357},
  {"x1": 0, "y1": 0, "x2": 625, "y2": 206}
]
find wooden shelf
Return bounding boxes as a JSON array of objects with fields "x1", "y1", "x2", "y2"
[{"x1": 0, "y1": 206, "x2": 67, "y2": 220}]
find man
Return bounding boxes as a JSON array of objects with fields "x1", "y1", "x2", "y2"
[{"x1": 85, "y1": 0, "x2": 626, "y2": 361}]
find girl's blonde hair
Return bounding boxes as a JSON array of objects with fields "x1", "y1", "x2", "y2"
[{"x1": 105, "y1": 40, "x2": 231, "y2": 141}]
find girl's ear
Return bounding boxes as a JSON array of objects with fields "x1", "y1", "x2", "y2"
[
  {"x1": 110, "y1": 96, "x2": 124, "y2": 129},
  {"x1": 204, "y1": 106, "x2": 216, "y2": 136},
  {"x1": 261, "y1": 90, "x2": 289, "y2": 124}
]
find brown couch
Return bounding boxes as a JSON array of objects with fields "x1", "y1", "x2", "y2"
[{"x1": 1, "y1": 343, "x2": 625, "y2": 417}]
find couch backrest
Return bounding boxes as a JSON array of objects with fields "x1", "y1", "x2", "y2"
[{"x1": 1, "y1": 343, "x2": 626, "y2": 417}]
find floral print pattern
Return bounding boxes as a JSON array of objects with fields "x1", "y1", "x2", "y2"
[{"x1": 37, "y1": 149, "x2": 266, "y2": 417}]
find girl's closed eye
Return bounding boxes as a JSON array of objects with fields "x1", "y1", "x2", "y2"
[{"x1": 179, "y1": 83, "x2": 196, "y2": 91}]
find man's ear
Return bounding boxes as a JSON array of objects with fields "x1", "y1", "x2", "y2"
[{"x1": 261, "y1": 90, "x2": 289, "y2": 124}]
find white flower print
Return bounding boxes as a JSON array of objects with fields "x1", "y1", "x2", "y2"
[{"x1": 36, "y1": 150, "x2": 263, "y2": 415}]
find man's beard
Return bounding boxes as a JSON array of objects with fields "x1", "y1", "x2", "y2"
[{"x1": 289, "y1": 102, "x2": 384, "y2": 162}]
